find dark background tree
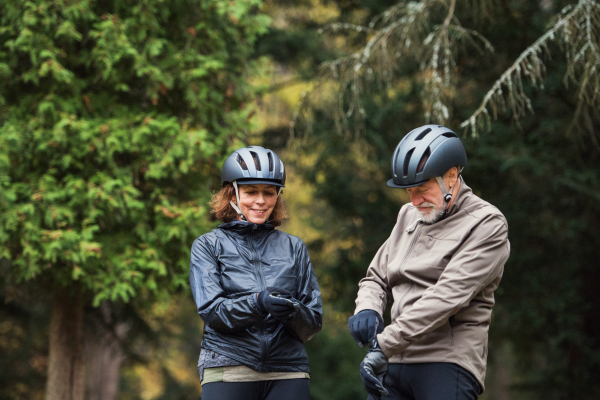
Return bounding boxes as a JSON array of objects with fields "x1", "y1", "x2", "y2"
[{"x1": 255, "y1": 0, "x2": 600, "y2": 399}]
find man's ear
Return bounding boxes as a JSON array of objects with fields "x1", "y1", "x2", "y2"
[{"x1": 445, "y1": 167, "x2": 458, "y2": 187}]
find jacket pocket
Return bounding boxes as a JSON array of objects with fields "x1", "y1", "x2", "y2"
[{"x1": 410, "y1": 235, "x2": 461, "y2": 272}]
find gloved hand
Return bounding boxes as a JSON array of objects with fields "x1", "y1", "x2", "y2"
[
  {"x1": 256, "y1": 287, "x2": 299, "y2": 321},
  {"x1": 348, "y1": 310, "x2": 384, "y2": 347},
  {"x1": 360, "y1": 338, "x2": 389, "y2": 400}
]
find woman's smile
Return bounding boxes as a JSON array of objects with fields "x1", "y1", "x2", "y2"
[{"x1": 235, "y1": 184, "x2": 278, "y2": 224}]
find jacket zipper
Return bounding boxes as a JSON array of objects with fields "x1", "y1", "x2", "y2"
[
  {"x1": 398, "y1": 220, "x2": 422, "y2": 362},
  {"x1": 400, "y1": 221, "x2": 422, "y2": 267},
  {"x1": 249, "y1": 224, "x2": 269, "y2": 371}
]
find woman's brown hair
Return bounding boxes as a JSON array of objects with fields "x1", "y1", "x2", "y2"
[{"x1": 210, "y1": 183, "x2": 287, "y2": 227}]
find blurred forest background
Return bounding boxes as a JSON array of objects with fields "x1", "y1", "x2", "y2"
[{"x1": 1, "y1": 1, "x2": 599, "y2": 400}]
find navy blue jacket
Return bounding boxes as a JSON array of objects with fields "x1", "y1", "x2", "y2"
[{"x1": 190, "y1": 220, "x2": 322, "y2": 373}]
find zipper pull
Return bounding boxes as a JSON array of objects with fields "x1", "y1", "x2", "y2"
[
  {"x1": 406, "y1": 219, "x2": 422, "y2": 233},
  {"x1": 252, "y1": 223, "x2": 258, "y2": 230}
]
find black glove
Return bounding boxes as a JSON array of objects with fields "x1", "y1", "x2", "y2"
[
  {"x1": 256, "y1": 287, "x2": 299, "y2": 321},
  {"x1": 348, "y1": 310, "x2": 384, "y2": 348},
  {"x1": 360, "y1": 338, "x2": 389, "y2": 400}
]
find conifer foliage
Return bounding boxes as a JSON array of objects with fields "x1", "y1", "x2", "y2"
[
  {"x1": 0, "y1": 1, "x2": 268, "y2": 398},
  {"x1": 295, "y1": 0, "x2": 600, "y2": 137}
]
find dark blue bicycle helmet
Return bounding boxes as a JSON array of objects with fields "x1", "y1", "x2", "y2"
[
  {"x1": 388, "y1": 125, "x2": 467, "y2": 214},
  {"x1": 388, "y1": 125, "x2": 467, "y2": 189}
]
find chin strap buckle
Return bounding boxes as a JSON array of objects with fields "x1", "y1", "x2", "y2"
[{"x1": 436, "y1": 176, "x2": 455, "y2": 215}]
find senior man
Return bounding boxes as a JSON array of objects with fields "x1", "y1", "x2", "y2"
[{"x1": 349, "y1": 125, "x2": 510, "y2": 400}]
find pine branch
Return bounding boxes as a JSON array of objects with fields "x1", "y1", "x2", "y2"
[
  {"x1": 293, "y1": 0, "x2": 494, "y2": 137},
  {"x1": 300, "y1": 1, "x2": 432, "y2": 135},
  {"x1": 461, "y1": 0, "x2": 600, "y2": 137}
]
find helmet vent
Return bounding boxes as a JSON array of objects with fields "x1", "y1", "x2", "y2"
[
  {"x1": 417, "y1": 148, "x2": 430, "y2": 173},
  {"x1": 403, "y1": 149, "x2": 414, "y2": 177},
  {"x1": 237, "y1": 154, "x2": 248, "y2": 170},
  {"x1": 267, "y1": 152, "x2": 274, "y2": 172},
  {"x1": 250, "y1": 151, "x2": 261, "y2": 171},
  {"x1": 442, "y1": 132, "x2": 458, "y2": 138},
  {"x1": 415, "y1": 128, "x2": 432, "y2": 141}
]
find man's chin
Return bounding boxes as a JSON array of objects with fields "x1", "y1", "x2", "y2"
[{"x1": 419, "y1": 209, "x2": 443, "y2": 225}]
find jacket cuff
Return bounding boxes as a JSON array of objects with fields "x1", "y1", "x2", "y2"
[
  {"x1": 354, "y1": 303, "x2": 385, "y2": 317},
  {"x1": 249, "y1": 293, "x2": 267, "y2": 316}
]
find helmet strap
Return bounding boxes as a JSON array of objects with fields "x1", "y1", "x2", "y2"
[
  {"x1": 230, "y1": 181, "x2": 247, "y2": 221},
  {"x1": 436, "y1": 176, "x2": 454, "y2": 216}
]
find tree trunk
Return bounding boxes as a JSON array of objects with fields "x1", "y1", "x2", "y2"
[
  {"x1": 44, "y1": 291, "x2": 85, "y2": 400},
  {"x1": 84, "y1": 302, "x2": 129, "y2": 400}
]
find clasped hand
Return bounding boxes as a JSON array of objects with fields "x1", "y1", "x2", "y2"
[
  {"x1": 348, "y1": 310, "x2": 389, "y2": 399},
  {"x1": 257, "y1": 287, "x2": 299, "y2": 321},
  {"x1": 360, "y1": 339, "x2": 389, "y2": 400}
]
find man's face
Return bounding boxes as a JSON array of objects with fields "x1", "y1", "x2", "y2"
[{"x1": 405, "y1": 178, "x2": 445, "y2": 224}]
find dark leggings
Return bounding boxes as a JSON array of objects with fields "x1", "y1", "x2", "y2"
[
  {"x1": 372, "y1": 363, "x2": 481, "y2": 400},
  {"x1": 201, "y1": 378, "x2": 310, "y2": 400}
]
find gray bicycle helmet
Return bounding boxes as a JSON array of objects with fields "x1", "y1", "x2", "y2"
[
  {"x1": 387, "y1": 125, "x2": 467, "y2": 212},
  {"x1": 222, "y1": 146, "x2": 286, "y2": 188},
  {"x1": 221, "y1": 146, "x2": 286, "y2": 220}
]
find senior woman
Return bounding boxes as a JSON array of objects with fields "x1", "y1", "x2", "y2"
[{"x1": 190, "y1": 146, "x2": 322, "y2": 400}]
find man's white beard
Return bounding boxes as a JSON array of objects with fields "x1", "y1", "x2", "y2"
[{"x1": 417, "y1": 202, "x2": 444, "y2": 225}]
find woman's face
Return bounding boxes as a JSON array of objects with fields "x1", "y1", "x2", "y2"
[{"x1": 235, "y1": 184, "x2": 278, "y2": 224}]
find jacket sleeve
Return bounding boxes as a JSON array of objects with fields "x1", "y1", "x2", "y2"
[
  {"x1": 189, "y1": 236, "x2": 265, "y2": 334},
  {"x1": 354, "y1": 238, "x2": 392, "y2": 317},
  {"x1": 377, "y1": 215, "x2": 510, "y2": 358},
  {"x1": 283, "y1": 242, "x2": 323, "y2": 342}
]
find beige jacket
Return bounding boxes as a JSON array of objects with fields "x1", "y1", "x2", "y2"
[{"x1": 355, "y1": 178, "x2": 510, "y2": 390}]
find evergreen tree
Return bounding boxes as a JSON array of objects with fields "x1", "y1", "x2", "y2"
[{"x1": 0, "y1": 1, "x2": 269, "y2": 399}]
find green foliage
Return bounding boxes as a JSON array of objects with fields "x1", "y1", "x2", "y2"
[
  {"x1": 295, "y1": 0, "x2": 600, "y2": 138},
  {"x1": 0, "y1": 0, "x2": 270, "y2": 305},
  {"x1": 463, "y1": 0, "x2": 600, "y2": 135}
]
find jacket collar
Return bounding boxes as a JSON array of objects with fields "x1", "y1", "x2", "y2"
[
  {"x1": 218, "y1": 219, "x2": 275, "y2": 234},
  {"x1": 444, "y1": 176, "x2": 473, "y2": 218}
]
